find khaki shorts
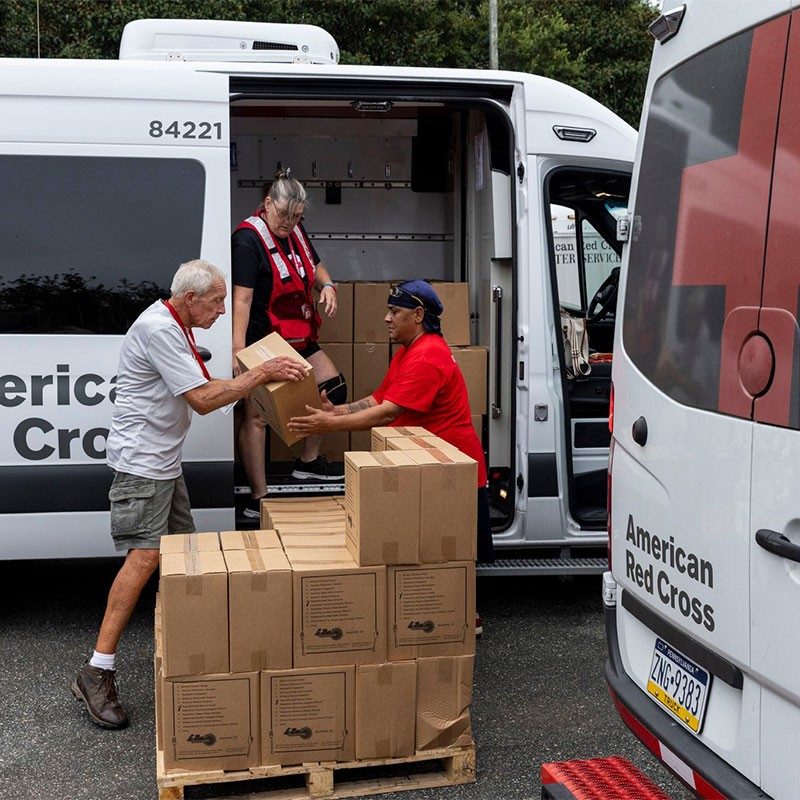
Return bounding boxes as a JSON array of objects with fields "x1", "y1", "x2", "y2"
[{"x1": 109, "y1": 470, "x2": 196, "y2": 552}]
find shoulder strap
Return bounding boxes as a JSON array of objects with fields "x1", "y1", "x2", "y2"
[{"x1": 242, "y1": 216, "x2": 291, "y2": 281}]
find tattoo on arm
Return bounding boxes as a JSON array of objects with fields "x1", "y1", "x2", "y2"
[{"x1": 346, "y1": 398, "x2": 374, "y2": 414}]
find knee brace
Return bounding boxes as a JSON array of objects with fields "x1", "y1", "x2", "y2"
[{"x1": 318, "y1": 372, "x2": 347, "y2": 406}]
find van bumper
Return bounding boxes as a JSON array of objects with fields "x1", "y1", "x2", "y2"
[{"x1": 604, "y1": 603, "x2": 770, "y2": 800}]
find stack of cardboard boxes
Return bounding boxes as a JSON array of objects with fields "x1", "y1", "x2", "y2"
[
  {"x1": 155, "y1": 427, "x2": 478, "y2": 773},
  {"x1": 264, "y1": 281, "x2": 487, "y2": 459}
]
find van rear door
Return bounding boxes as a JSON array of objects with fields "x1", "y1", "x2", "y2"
[
  {"x1": 749, "y1": 11, "x2": 800, "y2": 796},
  {"x1": 0, "y1": 61, "x2": 232, "y2": 558}
]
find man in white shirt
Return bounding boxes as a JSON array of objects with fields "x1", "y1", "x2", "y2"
[{"x1": 71, "y1": 259, "x2": 307, "y2": 730}]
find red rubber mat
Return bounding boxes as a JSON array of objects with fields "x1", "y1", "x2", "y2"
[{"x1": 541, "y1": 756, "x2": 672, "y2": 800}]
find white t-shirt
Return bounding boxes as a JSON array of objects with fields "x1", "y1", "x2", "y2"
[{"x1": 106, "y1": 301, "x2": 209, "y2": 480}]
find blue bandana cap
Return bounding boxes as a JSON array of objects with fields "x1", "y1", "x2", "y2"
[{"x1": 388, "y1": 280, "x2": 444, "y2": 335}]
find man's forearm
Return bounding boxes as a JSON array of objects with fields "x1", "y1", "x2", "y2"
[
  {"x1": 187, "y1": 373, "x2": 260, "y2": 415},
  {"x1": 329, "y1": 399, "x2": 400, "y2": 431},
  {"x1": 335, "y1": 396, "x2": 377, "y2": 416}
]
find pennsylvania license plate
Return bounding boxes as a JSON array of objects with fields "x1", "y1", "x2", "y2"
[{"x1": 647, "y1": 638, "x2": 711, "y2": 733}]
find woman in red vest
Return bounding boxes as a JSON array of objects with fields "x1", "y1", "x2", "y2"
[{"x1": 232, "y1": 170, "x2": 346, "y2": 517}]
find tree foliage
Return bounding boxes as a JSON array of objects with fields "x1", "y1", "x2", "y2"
[{"x1": 0, "y1": 0, "x2": 657, "y2": 125}]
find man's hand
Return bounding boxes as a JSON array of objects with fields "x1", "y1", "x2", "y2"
[
  {"x1": 319, "y1": 286, "x2": 337, "y2": 317},
  {"x1": 253, "y1": 356, "x2": 309, "y2": 384},
  {"x1": 288, "y1": 405, "x2": 336, "y2": 436}
]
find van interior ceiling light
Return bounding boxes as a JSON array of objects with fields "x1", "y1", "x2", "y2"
[
  {"x1": 649, "y1": 5, "x2": 686, "y2": 44},
  {"x1": 351, "y1": 100, "x2": 393, "y2": 113},
  {"x1": 553, "y1": 126, "x2": 596, "y2": 142}
]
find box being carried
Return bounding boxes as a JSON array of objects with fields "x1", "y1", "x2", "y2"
[{"x1": 236, "y1": 332, "x2": 321, "y2": 446}]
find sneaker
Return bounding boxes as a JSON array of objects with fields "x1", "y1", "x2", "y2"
[
  {"x1": 291, "y1": 456, "x2": 344, "y2": 481},
  {"x1": 242, "y1": 497, "x2": 264, "y2": 520},
  {"x1": 475, "y1": 613, "x2": 484, "y2": 637},
  {"x1": 71, "y1": 663, "x2": 129, "y2": 729}
]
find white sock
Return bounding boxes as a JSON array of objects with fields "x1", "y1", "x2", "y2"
[{"x1": 89, "y1": 650, "x2": 116, "y2": 671}]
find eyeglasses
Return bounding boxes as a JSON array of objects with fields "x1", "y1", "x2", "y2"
[
  {"x1": 270, "y1": 204, "x2": 305, "y2": 225},
  {"x1": 389, "y1": 284, "x2": 425, "y2": 309}
]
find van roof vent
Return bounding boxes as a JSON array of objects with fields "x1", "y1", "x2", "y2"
[
  {"x1": 252, "y1": 41, "x2": 299, "y2": 52},
  {"x1": 119, "y1": 19, "x2": 339, "y2": 64}
]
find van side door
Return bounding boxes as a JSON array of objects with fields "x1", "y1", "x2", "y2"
[{"x1": 0, "y1": 63, "x2": 231, "y2": 558}]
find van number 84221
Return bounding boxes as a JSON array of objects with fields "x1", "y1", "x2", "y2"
[{"x1": 149, "y1": 120, "x2": 223, "y2": 139}]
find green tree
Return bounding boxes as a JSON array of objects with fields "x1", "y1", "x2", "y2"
[{"x1": 0, "y1": 0, "x2": 656, "y2": 125}]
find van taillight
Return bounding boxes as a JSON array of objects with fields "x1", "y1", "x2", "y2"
[
  {"x1": 608, "y1": 382, "x2": 615, "y2": 434},
  {"x1": 607, "y1": 436, "x2": 614, "y2": 571}
]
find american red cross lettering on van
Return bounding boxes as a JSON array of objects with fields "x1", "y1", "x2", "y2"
[{"x1": 671, "y1": 16, "x2": 789, "y2": 421}]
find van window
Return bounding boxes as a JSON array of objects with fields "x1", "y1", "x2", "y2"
[
  {"x1": 621, "y1": 29, "x2": 753, "y2": 411},
  {"x1": 582, "y1": 217, "x2": 621, "y2": 304},
  {"x1": 0, "y1": 155, "x2": 205, "y2": 335}
]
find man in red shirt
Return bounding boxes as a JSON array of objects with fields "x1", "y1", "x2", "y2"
[{"x1": 288, "y1": 280, "x2": 494, "y2": 565}]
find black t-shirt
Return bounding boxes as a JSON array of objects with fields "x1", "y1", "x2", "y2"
[{"x1": 231, "y1": 221, "x2": 321, "y2": 345}]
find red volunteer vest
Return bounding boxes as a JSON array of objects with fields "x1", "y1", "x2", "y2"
[{"x1": 236, "y1": 214, "x2": 321, "y2": 348}]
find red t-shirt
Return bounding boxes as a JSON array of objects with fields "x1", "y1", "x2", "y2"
[{"x1": 372, "y1": 334, "x2": 487, "y2": 487}]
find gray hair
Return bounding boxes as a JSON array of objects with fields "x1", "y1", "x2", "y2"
[
  {"x1": 170, "y1": 259, "x2": 226, "y2": 298},
  {"x1": 262, "y1": 168, "x2": 308, "y2": 216}
]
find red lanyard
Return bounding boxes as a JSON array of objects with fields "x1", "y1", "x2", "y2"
[{"x1": 162, "y1": 300, "x2": 211, "y2": 381}]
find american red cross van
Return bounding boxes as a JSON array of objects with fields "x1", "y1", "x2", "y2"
[
  {"x1": 0, "y1": 19, "x2": 634, "y2": 567},
  {"x1": 606, "y1": 1, "x2": 800, "y2": 798}
]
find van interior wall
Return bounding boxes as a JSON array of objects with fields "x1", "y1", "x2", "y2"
[{"x1": 229, "y1": 110, "x2": 455, "y2": 281}]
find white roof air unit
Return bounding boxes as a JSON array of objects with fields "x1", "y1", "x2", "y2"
[{"x1": 119, "y1": 19, "x2": 340, "y2": 65}]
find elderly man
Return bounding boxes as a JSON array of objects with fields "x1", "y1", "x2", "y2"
[
  {"x1": 288, "y1": 278, "x2": 494, "y2": 567},
  {"x1": 71, "y1": 259, "x2": 307, "y2": 730}
]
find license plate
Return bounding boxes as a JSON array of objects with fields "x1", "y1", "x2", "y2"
[{"x1": 647, "y1": 638, "x2": 711, "y2": 733}]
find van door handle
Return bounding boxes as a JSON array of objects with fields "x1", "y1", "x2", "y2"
[
  {"x1": 196, "y1": 346, "x2": 212, "y2": 362},
  {"x1": 755, "y1": 529, "x2": 800, "y2": 563}
]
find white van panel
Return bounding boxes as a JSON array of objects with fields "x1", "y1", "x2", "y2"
[
  {"x1": 0, "y1": 508, "x2": 233, "y2": 560},
  {"x1": 750, "y1": 423, "x2": 800, "y2": 797}
]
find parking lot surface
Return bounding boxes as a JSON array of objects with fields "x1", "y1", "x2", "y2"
[{"x1": 0, "y1": 559, "x2": 692, "y2": 799}]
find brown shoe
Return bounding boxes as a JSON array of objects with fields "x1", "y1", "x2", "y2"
[{"x1": 71, "y1": 664, "x2": 129, "y2": 729}]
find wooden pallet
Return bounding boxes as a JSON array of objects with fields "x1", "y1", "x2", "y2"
[{"x1": 156, "y1": 741, "x2": 476, "y2": 799}]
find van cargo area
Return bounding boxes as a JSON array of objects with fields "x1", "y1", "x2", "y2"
[{"x1": 228, "y1": 93, "x2": 519, "y2": 534}]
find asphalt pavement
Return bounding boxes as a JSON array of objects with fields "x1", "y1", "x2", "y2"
[{"x1": 0, "y1": 559, "x2": 693, "y2": 800}]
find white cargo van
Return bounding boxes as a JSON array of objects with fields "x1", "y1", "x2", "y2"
[
  {"x1": 606, "y1": 1, "x2": 800, "y2": 797},
  {"x1": 0, "y1": 19, "x2": 634, "y2": 565}
]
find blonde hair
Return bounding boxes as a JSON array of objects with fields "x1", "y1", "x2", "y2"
[
  {"x1": 260, "y1": 167, "x2": 308, "y2": 216},
  {"x1": 170, "y1": 259, "x2": 225, "y2": 298}
]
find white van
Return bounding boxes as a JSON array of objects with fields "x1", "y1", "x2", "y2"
[
  {"x1": 606, "y1": 1, "x2": 800, "y2": 797},
  {"x1": 0, "y1": 19, "x2": 634, "y2": 565}
]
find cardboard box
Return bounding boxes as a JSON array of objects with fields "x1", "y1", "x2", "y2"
[
  {"x1": 353, "y1": 283, "x2": 390, "y2": 342},
  {"x1": 260, "y1": 498, "x2": 342, "y2": 529},
  {"x1": 406, "y1": 449, "x2": 478, "y2": 563},
  {"x1": 386, "y1": 434, "x2": 460, "y2": 454},
  {"x1": 280, "y1": 533, "x2": 347, "y2": 549},
  {"x1": 370, "y1": 426, "x2": 430, "y2": 451},
  {"x1": 260, "y1": 666, "x2": 355, "y2": 765},
  {"x1": 450, "y1": 346, "x2": 488, "y2": 414},
  {"x1": 225, "y1": 548, "x2": 293, "y2": 672},
  {"x1": 220, "y1": 530, "x2": 281, "y2": 551},
  {"x1": 353, "y1": 342, "x2": 389, "y2": 402},
  {"x1": 160, "y1": 550, "x2": 229, "y2": 676},
  {"x1": 275, "y1": 525, "x2": 347, "y2": 539},
  {"x1": 416, "y1": 656, "x2": 474, "y2": 750},
  {"x1": 286, "y1": 548, "x2": 387, "y2": 667},
  {"x1": 161, "y1": 672, "x2": 259, "y2": 771},
  {"x1": 159, "y1": 531, "x2": 219, "y2": 556},
  {"x1": 387, "y1": 562, "x2": 476, "y2": 660},
  {"x1": 431, "y1": 282, "x2": 471, "y2": 345},
  {"x1": 316, "y1": 282, "x2": 354, "y2": 343},
  {"x1": 154, "y1": 596, "x2": 163, "y2": 752},
  {"x1": 236, "y1": 333, "x2": 321, "y2": 446},
  {"x1": 355, "y1": 662, "x2": 417, "y2": 759},
  {"x1": 344, "y1": 451, "x2": 421, "y2": 566},
  {"x1": 349, "y1": 431, "x2": 372, "y2": 452}
]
